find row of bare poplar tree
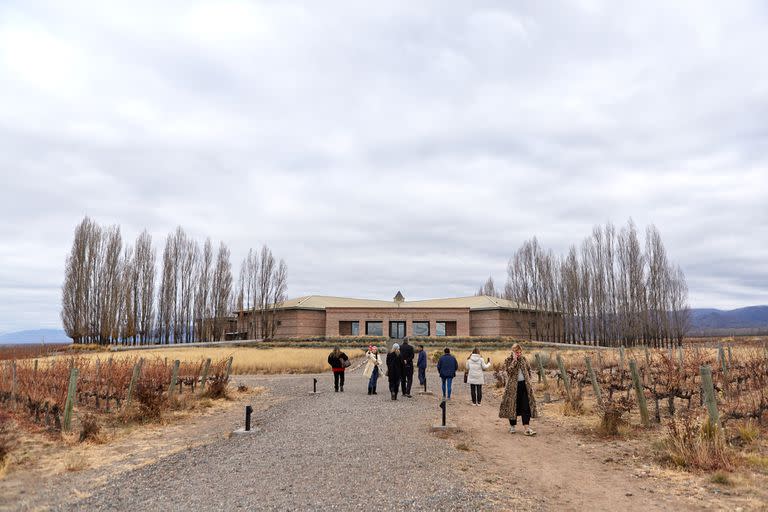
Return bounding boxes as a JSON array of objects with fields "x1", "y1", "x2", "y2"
[
  {"x1": 61, "y1": 217, "x2": 287, "y2": 345},
  {"x1": 478, "y1": 220, "x2": 690, "y2": 347}
]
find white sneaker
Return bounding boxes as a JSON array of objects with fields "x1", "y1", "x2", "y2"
[
  {"x1": 524, "y1": 428, "x2": 537, "y2": 436},
  {"x1": 509, "y1": 426, "x2": 516, "y2": 434}
]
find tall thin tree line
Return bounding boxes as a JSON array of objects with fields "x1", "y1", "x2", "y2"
[
  {"x1": 61, "y1": 217, "x2": 287, "y2": 344},
  {"x1": 478, "y1": 219, "x2": 690, "y2": 347}
]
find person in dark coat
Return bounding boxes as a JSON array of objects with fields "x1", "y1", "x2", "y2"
[
  {"x1": 400, "y1": 339, "x2": 415, "y2": 398},
  {"x1": 327, "y1": 346, "x2": 349, "y2": 392},
  {"x1": 417, "y1": 345, "x2": 427, "y2": 389},
  {"x1": 386, "y1": 343, "x2": 404, "y2": 400},
  {"x1": 436, "y1": 347, "x2": 458, "y2": 400}
]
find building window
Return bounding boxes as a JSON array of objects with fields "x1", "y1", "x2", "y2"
[
  {"x1": 412, "y1": 321, "x2": 430, "y2": 336},
  {"x1": 339, "y1": 321, "x2": 359, "y2": 336},
  {"x1": 389, "y1": 321, "x2": 406, "y2": 339},
  {"x1": 366, "y1": 321, "x2": 383, "y2": 336},
  {"x1": 436, "y1": 321, "x2": 457, "y2": 336}
]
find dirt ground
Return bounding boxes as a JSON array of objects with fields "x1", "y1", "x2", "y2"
[
  {"x1": 0, "y1": 386, "x2": 272, "y2": 511},
  {"x1": 444, "y1": 382, "x2": 768, "y2": 511}
]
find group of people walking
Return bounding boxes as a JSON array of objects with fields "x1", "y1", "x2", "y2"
[{"x1": 328, "y1": 342, "x2": 537, "y2": 436}]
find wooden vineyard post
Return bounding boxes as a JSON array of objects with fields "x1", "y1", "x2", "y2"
[
  {"x1": 199, "y1": 358, "x2": 212, "y2": 394},
  {"x1": 700, "y1": 365, "x2": 719, "y2": 428},
  {"x1": 168, "y1": 360, "x2": 180, "y2": 398},
  {"x1": 629, "y1": 360, "x2": 649, "y2": 426},
  {"x1": 556, "y1": 354, "x2": 573, "y2": 403},
  {"x1": 535, "y1": 353, "x2": 548, "y2": 387},
  {"x1": 718, "y1": 345, "x2": 727, "y2": 373},
  {"x1": 727, "y1": 345, "x2": 733, "y2": 368},
  {"x1": 585, "y1": 356, "x2": 602, "y2": 405},
  {"x1": 125, "y1": 358, "x2": 143, "y2": 408},
  {"x1": 33, "y1": 359, "x2": 38, "y2": 378},
  {"x1": 225, "y1": 356, "x2": 234, "y2": 381},
  {"x1": 63, "y1": 367, "x2": 79, "y2": 432}
]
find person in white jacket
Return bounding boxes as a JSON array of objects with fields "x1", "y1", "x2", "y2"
[
  {"x1": 363, "y1": 345, "x2": 384, "y2": 395},
  {"x1": 466, "y1": 348, "x2": 491, "y2": 406}
]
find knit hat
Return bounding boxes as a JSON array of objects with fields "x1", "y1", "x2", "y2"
[{"x1": 392, "y1": 343, "x2": 400, "y2": 350}]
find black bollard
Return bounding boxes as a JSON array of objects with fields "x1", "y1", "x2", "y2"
[
  {"x1": 439, "y1": 400, "x2": 446, "y2": 427},
  {"x1": 313, "y1": 378, "x2": 317, "y2": 393},
  {"x1": 245, "y1": 405, "x2": 253, "y2": 432}
]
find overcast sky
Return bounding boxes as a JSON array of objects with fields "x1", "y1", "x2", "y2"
[{"x1": 1, "y1": 1, "x2": 767, "y2": 333}]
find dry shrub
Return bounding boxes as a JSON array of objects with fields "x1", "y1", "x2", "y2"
[
  {"x1": 78, "y1": 413, "x2": 101, "y2": 443},
  {"x1": 237, "y1": 384, "x2": 249, "y2": 393},
  {"x1": 0, "y1": 412, "x2": 15, "y2": 472},
  {"x1": 731, "y1": 420, "x2": 760, "y2": 446},
  {"x1": 134, "y1": 381, "x2": 167, "y2": 420},
  {"x1": 562, "y1": 392, "x2": 584, "y2": 416},
  {"x1": 64, "y1": 451, "x2": 88, "y2": 472},
  {"x1": 597, "y1": 396, "x2": 633, "y2": 436},
  {"x1": 203, "y1": 377, "x2": 229, "y2": 400},
  {"x1": 660, "y1": 413, "x2": 733, "y2": 471}
]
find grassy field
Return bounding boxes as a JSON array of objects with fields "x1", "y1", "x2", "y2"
[{"x1": 65, "y1": 347, "x2": 367, "y2": 375}]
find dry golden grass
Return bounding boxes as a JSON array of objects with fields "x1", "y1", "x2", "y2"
[{"x1": 71, "y1": 347, "x2": 366, "y2": 375}]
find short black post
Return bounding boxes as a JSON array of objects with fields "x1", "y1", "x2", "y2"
[
  {"x1": 313, "y1": 378, "x2": 317, "y2": 393},
  {"x1": 440, "y1": 400, "x2": 446, "y2": 426},
  {"x1": 245, "y1": 405, "x2": 253, "y2": 431}
]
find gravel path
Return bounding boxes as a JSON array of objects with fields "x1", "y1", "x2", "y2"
[{"x1": 61, "y1": 370, "x2": 509, "y2": 511}]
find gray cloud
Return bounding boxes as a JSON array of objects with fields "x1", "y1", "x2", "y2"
[{"x1": 1, "y1": 0, "x2": 767, "y2": 332}]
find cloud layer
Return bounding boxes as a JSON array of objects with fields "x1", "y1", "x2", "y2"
[{"x1": 1, "y1": 1, "x2": 767, "y2": 332}]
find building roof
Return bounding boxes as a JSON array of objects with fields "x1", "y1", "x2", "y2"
[{"x1": 247, "y1": 295, "x2": 539, "y2": 312}]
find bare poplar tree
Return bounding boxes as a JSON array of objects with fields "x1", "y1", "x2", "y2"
[{"x1": 211, "y1": 242, "x2": 233, "y2": 341}]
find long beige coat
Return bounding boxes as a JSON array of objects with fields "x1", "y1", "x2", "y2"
[
  {"x1": 498, "y1": 354, "x2": 538, "y2": 419},
  {"x1": 363, "y1": 352, "x2": 383, "y2": 378}
]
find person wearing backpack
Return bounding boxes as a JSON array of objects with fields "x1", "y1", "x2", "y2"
[
  {"x1": 436, "y1": 347, "x2": 458, "y2": 400},
  {"x1": 327, "y1": 347, "x2": 349, "y2": 392},
  {"x1": 466, "y1": 348, "x2": 491, "y2": 406}
]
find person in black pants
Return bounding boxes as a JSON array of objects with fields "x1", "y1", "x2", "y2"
[
  {"x1": 327, "y1": 347, "x2": 349, "y2": 392},
  {"x1": 399, "y1": 339, "x2": 415, "y2": 398},
  {"x1": 386, "y1": 343, "x2": 403, "y2": 400}
]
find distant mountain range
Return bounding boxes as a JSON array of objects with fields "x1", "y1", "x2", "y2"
[
  {"x1": 0, "y1": 329, "x2": 70, "y2": 344},
  {"x1": 0, "y1": 306, "x2": 766, "y2": 343},
  {"x1": 689, "y1": 306, "x2": 768, "y2": 335}
]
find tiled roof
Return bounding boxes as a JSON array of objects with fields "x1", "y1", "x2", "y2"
[{"x1": 249, "y1": 295, "x2": 539, "y2": 312}]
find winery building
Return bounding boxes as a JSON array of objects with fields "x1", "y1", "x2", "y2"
[{"x1": 233, "y1": 292, "x2": 561, "y2": 340}]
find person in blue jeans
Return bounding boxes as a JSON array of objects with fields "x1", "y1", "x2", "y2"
[
  {"x1": 436, "y1": 347, "x2": 458, "y2": 400},
  {"x1": 417, "y1": 345, "x2": 427, "y2": 389}
]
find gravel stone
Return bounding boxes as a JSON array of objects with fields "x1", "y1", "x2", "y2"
[{"x1": 59, "y1": 370, "x2": 502, "y2": 511}]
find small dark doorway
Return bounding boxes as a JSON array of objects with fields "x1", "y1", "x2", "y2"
[{"x1": 389, "y1": 321, "x2": 406, "y2": 339}]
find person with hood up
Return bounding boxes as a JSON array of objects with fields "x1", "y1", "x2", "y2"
[
  {"x1": 466, "y1": 348, "x2": 491, "y2": 406},
  {"x1": 386, "y1": 343, "x2": 404, "y2": 400},
  {"x1": 363, "y1": 345, "x2": 384, "y2": 395}
]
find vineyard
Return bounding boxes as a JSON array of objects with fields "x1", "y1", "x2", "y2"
[
  {"x1": 0, "y1": 355, "x2": 234, "y2": 433},
  {"x1": 498, "y1": 343, "x2": 768, "y2": 468}
]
